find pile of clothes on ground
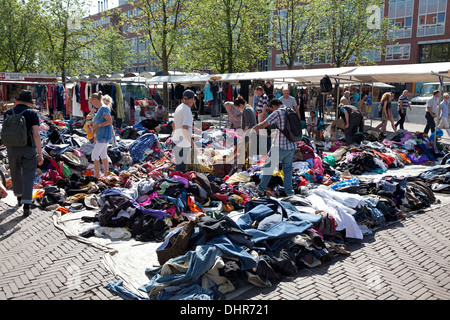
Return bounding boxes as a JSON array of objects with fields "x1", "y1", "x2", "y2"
[
  {"x1": 2, "y1": 114, "x2": 448, "y2": 300},
  {"x1": 103, "y1": 169, "x2": 440, "y2": 300},
  {"x1": 321, "y1": 129, "x2": 445, "y2": 177}
]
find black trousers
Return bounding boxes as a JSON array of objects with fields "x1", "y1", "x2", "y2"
[
  {"x1": 424, "y1": 112, "x2": 436, "y2": 135},
  {"x1": 395, "y1": 111, "x2": 406, "y2": 130}
]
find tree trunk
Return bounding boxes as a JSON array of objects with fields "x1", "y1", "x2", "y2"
[
  {"x1": 225, "y1": 2, "x2": 233, "y2": 73},
  {"x1": 162, "y1": 51, "x2": 169, "y2": 111}
]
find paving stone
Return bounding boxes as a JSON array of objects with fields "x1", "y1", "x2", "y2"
[{"x1": 2, "y1": 196, "x2": 450, "y2": 301}]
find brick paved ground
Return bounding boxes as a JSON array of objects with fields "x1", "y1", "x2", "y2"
[
  {"x1": 235, "y1": 202, "x2": 450, "y2": 300},
  {"x1": 1, "y1": 194, "x2": 450, "y2": 300},
  {"x1": 0, "y1": 202, "x2": 120, "y2": 300}
]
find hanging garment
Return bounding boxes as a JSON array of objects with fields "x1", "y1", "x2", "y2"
[
  {"x1": 114, "y1": 83, "x2": 124, "y2": 119},
  {"x1": 65, "y1": 86, "x2": 71, "y2": 115},
  {"x1": 72, "y1": 84, "x2": 83, "y2": 117},
  {"x1": 80, "y1": 81, "x2": 89, "y2": 113},
  {"x1": 204, "y1": 83, "x2": 213, "y2": 101}
]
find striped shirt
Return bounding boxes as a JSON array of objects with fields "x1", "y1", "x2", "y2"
[
  {"x1": 256, "y1": 94, "x2": 269, "y2": 114},
  {"x1": 398, "y1": 95, "x2": 409, "y2": 112},
  {"x1": 263, "y1": 107, "x2": 297, "y2": 150}
]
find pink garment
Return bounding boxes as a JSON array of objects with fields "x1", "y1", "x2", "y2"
[
  {"x1": 72, "y1": 149, "x2": 85, "y2": 158},
  {"x1": 139, "y1": 191, "x2": 159, "y2": 206},
  {"x1": 312, "y1": 155, "x2": 324, "y2": 175},
  {"x1": 166, "y1": 207, "x2": 177, "y2": 218}
]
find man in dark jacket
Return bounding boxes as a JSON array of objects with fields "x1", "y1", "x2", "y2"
[{"x1": 3, "y1": 90, "x2": 43, "y2": 216}]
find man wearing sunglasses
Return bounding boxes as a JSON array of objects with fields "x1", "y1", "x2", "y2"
[{"x1": 172, "y1": 90, "x2": 197, "y2": 172}]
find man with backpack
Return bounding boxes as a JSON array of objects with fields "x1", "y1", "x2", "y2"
[
  {"x1": 252, "y1": 99, "x2": 298, "y2": 197},
  {"x1": 1, "y1": 90, "x2": 43, "y2": 216}
]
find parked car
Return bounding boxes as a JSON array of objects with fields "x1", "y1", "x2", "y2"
[{"x1": 411, "y1": 82, "x2": 450, "y2": 106}]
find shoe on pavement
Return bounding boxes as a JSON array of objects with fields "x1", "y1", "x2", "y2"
[{"x1": 23, "y1": 204, "x2": 31, "y2": 217}]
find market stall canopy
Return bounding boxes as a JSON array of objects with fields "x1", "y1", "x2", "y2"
[
  {"x1": 139, "y1": 71, "x2": 155, "y2": 79},
  {"x1": 344, "y1": 62, "x2": 450, "y2": 83},
  {"x1": 111, "y1": 73, "x2": 125, "y2": 80},
  {"x1": 278, "y1": 67, "x2": 357, "y2": 84},
  {"x1": 145, "y1": 68, "x2": 355, "y2": 85},
  {"x1": 345, "y1": 82, "x2": 395, "y2": 88},
  {"x1": 124, "y1": 72, "x2": 139, "y2": 78},
  {"x1": 146, "y1": 74, "x2": 213, "y2": 85}
]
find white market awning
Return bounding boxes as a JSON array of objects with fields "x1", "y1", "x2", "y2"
[
  {"x1": 145, "y1": 62, "x2": 450, "y2": 87},
  {"x1": 146, "y1": 74, "x2": 214, "y2": 85},
  {"x1": 279, "y1": 67, "x2": 357, "y2": 84},
  {"x1": 344, "y1": 62, "x2": 450, "y2": 83}
]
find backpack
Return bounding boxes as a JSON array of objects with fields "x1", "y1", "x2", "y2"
[
  {"x1": 1, "y1": 108, "x2": 29, "y2": 147},
  {"x1": 281, "y1": 107, "x2": 303, "y2": 142},
  {"x1": 320, "y1": 76, "x2": 333, "y2": 92},
  {"x1": 297, "y1": 141, "x2": 314, "y2": 160}
]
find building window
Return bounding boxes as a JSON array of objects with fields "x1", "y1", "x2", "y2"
[
  {"x1": 386, "y1": 44, "x2": 411, "y2": 61},
  {"x1": 275, "y1": 54, "x2": 287, "y2": 67},
  {"x1": 360, "y1": 48, "x2": 382, "y2": 62},
  {"x1": 313, "y1": 51, "x2": 331, "y2": 65},
  {"x1": 389, "y1": 0, "x2": 414, "y2": 39},
  {"x1": 417, "y1": 0, "x2": 447, "y2": 37},
  {"x1": 294, "y1": 52, "x2": 310, "y2": 66},
  {"x1": 420, "y1": 42, "x2": 450, "y2": 63}
]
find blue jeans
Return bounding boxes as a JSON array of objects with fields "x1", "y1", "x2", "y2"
[
  {"x1": 257, "y1": 147, "x2": 295, "y2": 195},
  {"x1": 140, "y1": 245, "x2": 221, "y2": 298}
]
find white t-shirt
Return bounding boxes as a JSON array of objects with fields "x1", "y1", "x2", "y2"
[
  {"x1": 280, "y1": 96, "x2": 297, "y2": 109},
  {"x1": 172, "y1": 103, "x2": 193, "y2": 147}
]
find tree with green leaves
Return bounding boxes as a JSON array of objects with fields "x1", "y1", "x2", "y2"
[
  {"x1": 38, "y1": 0, "x2": 96, "y2": 83},
  {"x1": 89, "y1": 23, "x2": 133, "y2": 74},
  {"x1": 0, "y1": 0, "x2": 43, "y2": 72},
  {"x1": 273, "y1": 0, "x2": 319, "y2": 70},
  {"x1": 127, "y1": 0, "x2": 197, "y2": 107},
  {"x1": 179, "y1": 0, "x2": 273, "y2": 74},
  {"x1": 314, "y1": 0, "x2": 392, "y2": 67}
]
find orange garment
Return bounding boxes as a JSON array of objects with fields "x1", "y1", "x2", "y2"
[
  {"x1": 56, "y1": 207, "x2": 69, "y2": 214},
  {"x1": 187, "y1": 196, "x2": 202, "y2": 213},
  {"x1": 83, "y1": 169, "x2": 94, "y2": 176},
  {"x1": 372, "y1": 150, "x2": 395, "y2": 166},
  {"x1": 5, "y1": 177, "x2": 12, "y2": 189},
  {"x1": 33, "y1": 189, "x2": 45, "y2": 199},
  {"x1": 397, "y1": 153, "x2": 411, "y2": 164}
]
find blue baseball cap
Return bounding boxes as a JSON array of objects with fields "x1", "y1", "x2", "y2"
[{"x1": 183, "y1": 89, "x2": 197, "y2": 99}]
